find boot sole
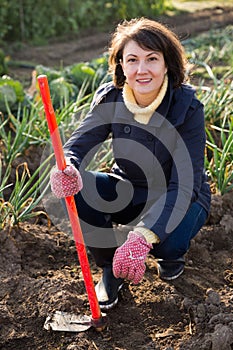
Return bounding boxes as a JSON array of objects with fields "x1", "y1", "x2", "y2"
[
  {"x1": 159, "y1": 267, "x2": 184, "y2": 281},
  {"x1": 98, "y1": 283, "x2": 124, "y2": 310}
]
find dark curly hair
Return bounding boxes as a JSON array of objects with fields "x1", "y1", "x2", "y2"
[{"x1": 108, "y1": 18, "x2": 187, "y2": 89}]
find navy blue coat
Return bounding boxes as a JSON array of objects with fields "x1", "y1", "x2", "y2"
[{"x1": 64, "y1": 79, "x2": 211, "y2": 243}]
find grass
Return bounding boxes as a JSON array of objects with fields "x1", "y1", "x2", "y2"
[
  {"x1": 0, "y1": 157, "x2": 51, "y2": 228},
  {"x1": 183, "y1": 26, "x2": 233, "y2": 195},
  {"x1": 0, "y1": 81, "x2": 92, "y2": 227},
  {"x1": 205, "y1": 115, "x2": 233, "y2": 194}
]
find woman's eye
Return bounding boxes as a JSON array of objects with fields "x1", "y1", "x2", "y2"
[
  {"x1": 127, "y1": 58, "x2": 137, "y2": 63},
  {"x1": 148, "y1": 56, "x2": 158, "y2": 61}
]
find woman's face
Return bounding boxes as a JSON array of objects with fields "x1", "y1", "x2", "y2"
[{"x1": 121, "y1": 40, "x2": 167, "y2": 106}]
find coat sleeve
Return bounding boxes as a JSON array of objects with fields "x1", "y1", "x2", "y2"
[
  {"x1": 63, "y1": 84, "x2": 115, "y2": 169},
  {"x1": 138, "y1": 99, "x2": 206, "y2": 243}
]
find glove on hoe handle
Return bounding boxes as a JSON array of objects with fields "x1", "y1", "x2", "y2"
[
  {"x1": 113, "y1": 231, "x2": 152, "y2": 284},
  {"x1": 50, "y1": 164, "x2": 83, "y2": 198}
]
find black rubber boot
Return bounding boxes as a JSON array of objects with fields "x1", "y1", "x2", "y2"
[
  {"x1": 157, "y1": 257, "x2": 185, "y2": 280},
  {"x1": 95, "y1": 266, "x2": 124, "y2": 310}
]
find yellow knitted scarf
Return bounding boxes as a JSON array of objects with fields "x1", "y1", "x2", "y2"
[{"x1": 122, "y1": 74, "x2": 168, "y2": 125}]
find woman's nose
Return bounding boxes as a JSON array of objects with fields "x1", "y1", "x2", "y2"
[{"x1": 137, "y1": 60, "x2": 147, "y2": 73}]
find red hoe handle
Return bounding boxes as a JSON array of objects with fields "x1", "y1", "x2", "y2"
[{"x1": 37, "y1": 75, "x2": 105, "y2": 329}]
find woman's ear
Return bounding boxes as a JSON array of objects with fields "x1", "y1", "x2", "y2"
[
  {"x1": 116, "y1": 63, "x2": 125, "y2": 77},
  {"x1": 119, "y1": 59, "x2": 124, "y2": 72},
  {"x1": 115, "y1": 62, "x2": 126, "y2": 87}
]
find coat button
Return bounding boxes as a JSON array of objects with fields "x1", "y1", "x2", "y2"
[{"x1": 123, "y1": 125, "x2": 131, "y2": 134}]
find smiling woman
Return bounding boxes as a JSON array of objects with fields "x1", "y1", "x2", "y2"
[{"x1": 50, "y1": 17, "x2": 211, "y2": 311}]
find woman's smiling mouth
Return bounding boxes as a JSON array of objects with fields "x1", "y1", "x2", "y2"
[{"x1": 136, "y1": 78, "x2": 152, "y2": 84}]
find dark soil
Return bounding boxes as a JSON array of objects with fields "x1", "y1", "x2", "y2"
[
  {"x1": 0, "y1": 192, "x2": 233, "y2": 350},
  {"x1": 1, "y1": 5, "x2": 233, "y2": 350}
]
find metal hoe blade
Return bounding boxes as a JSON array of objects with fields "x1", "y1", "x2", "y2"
[{"x1": 44, "y1": 311, "x2": 94, "y2": 332}]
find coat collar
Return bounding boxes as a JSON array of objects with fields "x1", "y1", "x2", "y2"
[{"x1": 92, "y1": 77, "x2": 196, "y2": 128}]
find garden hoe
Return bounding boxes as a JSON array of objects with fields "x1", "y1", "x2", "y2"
[{"x1": 37, "y1": 75, "x2": 107, "y2": 332}]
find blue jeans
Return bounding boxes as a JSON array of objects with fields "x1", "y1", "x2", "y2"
[
  {"x1": 74, "y1": 171, "x2": 208, "y2": 266},
  {"x1": 150, "y1": 201, "x2": 207, "y2": 260}
]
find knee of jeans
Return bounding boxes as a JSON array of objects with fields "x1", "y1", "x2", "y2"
[{"x1": 151, "y1": 242, "x2": 189, "y2": 260}]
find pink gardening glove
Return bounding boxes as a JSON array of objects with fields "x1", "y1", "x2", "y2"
[
  {"x1": 50, "y1": 164, "x2": 83, "y2": 198},
  {"x1": 113, "y1": 231, "x2": 152, "y2": 284}
]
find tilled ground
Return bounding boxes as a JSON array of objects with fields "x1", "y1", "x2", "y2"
[{"x1": 0, "y1": 192, "x2": 233, "y2": 350}]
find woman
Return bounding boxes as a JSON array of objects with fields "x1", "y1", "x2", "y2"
[{"x1": 50, "y1": 18, "x2": 211, "y2": 310}]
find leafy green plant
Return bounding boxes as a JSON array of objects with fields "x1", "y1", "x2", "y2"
[
  {"x1": 205, "y1": 115, "x2": 233, "y2": 195},
  {"x1": 36, "y1": 55, "x2": 110, "y2": 109},
  {"x1": 0, "y1": 80, "x2": 95, "y2": 229},
  {"x1": 184, "y1": 25, "x2": 233, "y2": 66},
  {"x1": 0, "y1": 156, "x2": 51, "y2": 228},
  {"x1": 194, "y1": 62, "x2": 233, "y2": 194},
  {"x1": 0, "y1": 158, "x2": 12, "y2": 199},
  {"x1": 0, "y1": 84, "x2": 92, "y2": 165},
  {"x1": 0, "y1": 76, "x2": 25, "y2": 112},
  {"x1": 197, "y1": 69, "x2": 233, "y2": 125},
  {"x1": 0, "y1": 106, "x2": 33, "y2": 164}
]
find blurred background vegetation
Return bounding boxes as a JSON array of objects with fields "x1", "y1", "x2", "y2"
[{"x1": 0, "y1": 0, "x2": 171, "y2": 44}]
